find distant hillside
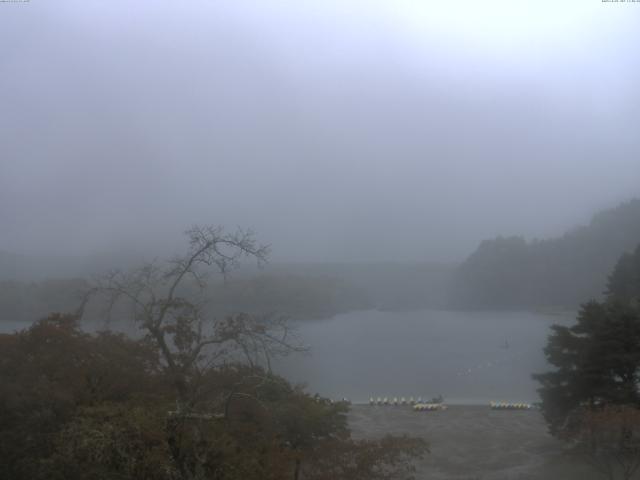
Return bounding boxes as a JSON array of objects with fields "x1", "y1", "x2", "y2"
[
  {"x1": 0, "y1": 278, "x2": 88, "y2": 324},
  {"x1": 450, "y1": 199, "x2": 640, "y2": 309},
  {"x1": 262, "y1": 262, "x2": 455, "y2": 311},
  {"x1": 0, "y1": 250, "x2": 142, "y2": 281},
  {"x1": 0, "y1": 260, "x2": 455, "y2": 324},
  {"x1": 0, "y1": 274, "x2": 370, "y2": 324}
]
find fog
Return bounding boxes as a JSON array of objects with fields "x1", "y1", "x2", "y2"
[
  {"x1": 4, "y1": 4, "x2": 640, "y2": 479},
  {"x1": 1, "y1": 0, "x2": 639, "y2": 263}
]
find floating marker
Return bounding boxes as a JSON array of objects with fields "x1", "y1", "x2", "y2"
[
  {"x1": 490, "y1": 401, "x2": 532, "y2": 410},
  {"x1": 413, "y1": 403, "x2": 447, "y2": 412}
]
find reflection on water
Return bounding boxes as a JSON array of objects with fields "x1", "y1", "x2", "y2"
[{"x1": 274, "y1": 309, "x2": 574, "y2": 404}]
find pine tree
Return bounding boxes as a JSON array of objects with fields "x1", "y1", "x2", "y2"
[{"x1": 534, "y1": 244, "x2": 640, "y2": 434}]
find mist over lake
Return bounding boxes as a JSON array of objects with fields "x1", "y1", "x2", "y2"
[
  {"x1": 2, "y1": 2, "x2": 640, "y2": 478},
  {"x1": 276, "y1": 309, "x2": 572, "y2": 404},
  {"x1": 0, "y1": 308, "x2": 570, "y2": 405}
]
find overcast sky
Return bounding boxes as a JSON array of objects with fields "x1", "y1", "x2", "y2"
[{"x1": 1, "y1": 1, "x2": 639, "y2": 262}]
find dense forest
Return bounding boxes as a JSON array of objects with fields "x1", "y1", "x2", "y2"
[{"x1": 450, "y1": 199, "x2": 640, "y2": 309}]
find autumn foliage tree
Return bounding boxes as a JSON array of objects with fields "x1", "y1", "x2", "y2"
[
  {"x1": 0, "y1": 315, "x2": 427, "y2": 480},
  {"x1": 1, "y1": 226, "x2": 428, "y2": 480},
  {"x1": 84, "y1": 226, "x2": 289, "y2": 393},
  {"x1": 0, "y1": 314, "x2": 168, "y2": 480}
]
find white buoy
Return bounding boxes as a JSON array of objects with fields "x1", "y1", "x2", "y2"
[{"x1": 491, "y1": 401, "x2": 532, "y2": 410}]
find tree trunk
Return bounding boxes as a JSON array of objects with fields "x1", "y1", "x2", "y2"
[{"x1": 294, "y1": 457, "x2": 301, "y2": 480}]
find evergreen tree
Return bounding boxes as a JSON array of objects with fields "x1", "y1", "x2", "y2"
[
  {"x1": 607, "y1": 244, "x2": 640, "y2": 307},
  {"x1": 534, "y1": 244, "x2": 640, "y2": 434}
]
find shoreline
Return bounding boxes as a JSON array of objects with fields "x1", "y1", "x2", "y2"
[{"x1": 348, "y1": 404, "x2": 597, "y2": 480}]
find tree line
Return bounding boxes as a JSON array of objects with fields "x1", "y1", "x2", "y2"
[
  {"x1": 450, "y1": 199, "x2": 640, "y2": 309},
  {"x1": 0, "y1": 273, "x2": 370, "y2": 325}
]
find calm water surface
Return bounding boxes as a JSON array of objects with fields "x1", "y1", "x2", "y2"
[
  {"x1": 274, "y1": 309, "x2": 573, "y2": 405},
  {"x1": 2, "y1": 309, "x2": 573, "y2": 405}
]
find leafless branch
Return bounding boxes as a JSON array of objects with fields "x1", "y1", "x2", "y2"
[{"x1": 78, "y1": 225, "x2": 301, "y2": 412}]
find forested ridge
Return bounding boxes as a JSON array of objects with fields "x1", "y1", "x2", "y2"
[
  {"x1": 0, "y1": 274, "x2": 370, "y2": 324},
  {"x1": 450, "y1": 199, "x2": 640, "y2": 309},
  {"x1": 4, "y1": 199, "x2": 639, "y2": 316},
  {"x1": 0, "y1": 263, "x2": 454, "y2": 324}
]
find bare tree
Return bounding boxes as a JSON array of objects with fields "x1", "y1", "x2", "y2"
[{"x1": 81, "y1": 225, "x2": 303, "y2": 410}]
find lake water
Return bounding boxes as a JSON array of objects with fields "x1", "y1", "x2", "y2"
[
  {"x1": 273, "y1": 309, "x2": 574, "y2": 405},
  {"x1": 2, "y1": 309, "x2": 573, "y2": 406}
]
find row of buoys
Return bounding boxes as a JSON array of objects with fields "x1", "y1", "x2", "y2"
[
  {"x1": 313, "y1": 397, "x2": 351, "y2": 405},
  {"x1": 490, "y1": 401, "x2": 532, "y2": 410},
  {"x1": 369, "y1": 397, "x2": 426, "y2": 406},
  {"x1": 362, "y1": 398, "x2": 534, "y2": 410},
  {"x1": 413, "y1": 403, "x2": 448, "y2": 411}
]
